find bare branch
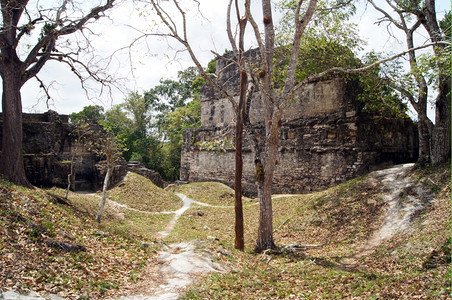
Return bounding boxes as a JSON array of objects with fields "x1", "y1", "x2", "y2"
[
  {"x1": 244, "y1": 0, "x2": 265, "y2": 72},
  {"x1": 226, "y1": 0, "x2": 239, "y2": 56},
  {"x1": 16, "y1": 15, "x2": 43, "y2": 45},
  {"x1": 282, "y1": 42, "x2": 443, "y2": 108},
  {"x1": 149, "y1": 0, "x2": 238, "y2": 112},
  {"x1": 34, "y1": 74, "x2": 52, "y2": 103},
  {"x1": 21, "y1": 0, "x2": 115, "y2": 82},
  {"x1": 282, "y1": 0, "x2": 318, "y2": 102},
  {"x1": 369, "y1": 0, "x2": 404, "y2": 31}
]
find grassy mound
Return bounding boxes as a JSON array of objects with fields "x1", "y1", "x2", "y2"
[
  {"x1": 107, "y1": 172, "x2": 182, "y2": 212},
  {"x1": 0, "y1": 172, "x2": 182, "y2": 298},
  {"x1": 171, "y1": 181, "x2": 254, "y2": 206},
  {"x1": 177, "y1": 164, "x2": 450, "y2": 299}
]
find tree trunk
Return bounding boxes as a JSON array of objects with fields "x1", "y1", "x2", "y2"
[
  {"x1": 66, "y1": 153, "x2": 76, "y2": 199},
  {"x1": 234, "y1": 7, "x2": 248, "y2": 251},
  {"x1": 96, "y1": 161, "x2": 112, "y2": 223},
  {"x1": 234, "y1": 112, "x2": 245, "y2": 250},
  {"x1": 254, "y1": 110, "x2": 281, "y2": 253},
  {"x1": 0, "y1": 68, "x2": 32, "y2": 187},
  {"x1": 419, "y1": 0, "x2": 450, "y2": 164},
  {"x1": 234, "y1": 67, "x2": 247, "y2": 251},
  {"x1": 417, "y1": 116, "x2": 434, "y2": 163},
  {"x1": 431, "y1": 76, "x2": 451, "y2": 164}
]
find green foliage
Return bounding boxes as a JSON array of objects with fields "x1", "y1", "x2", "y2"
[
  {"x1": 159, "y1": 98, "x2": 201, "y2": 180},
  {"x1": 439, "y1": 11, "x2": 451, "y2": 38},
  {"x1": 206, "y1": 58, "x2": 216, "y2": 74},
  {"x1": 275, "y1": 0, "x2": 408, "y2": 117},
  {"x1": 99, "y1": 65, "x2": 204, "y2": 181},
  {"x1": 40, "y1": 22, "x2": 56, "y2": 37},
  {"x1": 356, "y1": 52, "x2": 409, "y2": 117},
  {"x1": 274, "y1": 0, "x2": 363, "y2": 85},
  {"x1": 69, "y1": 105, "x2": 105, "y2": 123}
]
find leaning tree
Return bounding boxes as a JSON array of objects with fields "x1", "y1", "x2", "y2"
[
  {"x1": 368, "y1": 0, "x2": 451, "y2": 164},
  {"x1": 0, "y1": 0, "x2": 117, "y2": 187}
]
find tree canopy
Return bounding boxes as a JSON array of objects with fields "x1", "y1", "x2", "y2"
[{"x1": 0, "y1": 0, "x2": 116, "y2": 186}]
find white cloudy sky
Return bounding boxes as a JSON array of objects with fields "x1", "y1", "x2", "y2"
[{"x1": 13, "y1": 0, "x2": 450, "y2": 116}]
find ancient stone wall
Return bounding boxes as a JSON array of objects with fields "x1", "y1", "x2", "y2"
[
  {"x1": 0, "y1": 111, "x2": 127, "y2": 190},
  {"x1": 181, "y1": 72, "x2": 418, "y2": 196}
]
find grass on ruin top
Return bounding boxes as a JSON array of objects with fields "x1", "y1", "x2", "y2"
[
  {"x1": 107, "y1": 171, "x2": 182, "y2": 212},
  {"x1": 170, "y1": 181, "x2": 255, "y2": 206}
]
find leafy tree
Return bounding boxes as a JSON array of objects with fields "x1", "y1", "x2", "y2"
[
  {"x1": 368, "y1": 0, "x2": 451, "y2": 163},
  {"x1": 69, "y1": 105, "x2": 105, "y2": 123},
  {"x1": 0, "y1": 0, "x2": 116, "y2": 187},
  {"x1": 162, "y1": 97, "x2": 201, "y2": 180},
  {"x1": 102, "y1": 67, "x2": 202, "y2": 181},
  {"x1": 142, "y1": 66, "x2": 203, "y2": 180},
  {"x1": 103, "y1": 105, "x2": 134, "y2": 138},
  {"x1": 108, "y1": 92, "x2": 156, "y2": 166},
  {"x1": 356, "y1": 53, "x2": 409, "y2": 118}
]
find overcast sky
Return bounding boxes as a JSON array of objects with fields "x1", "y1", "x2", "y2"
[{"x1": 14, "y1": 0, "x2": 450, "y2": 117}]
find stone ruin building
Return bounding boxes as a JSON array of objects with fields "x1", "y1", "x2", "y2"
[
  {"x1": 180, "y1": 53, "x2": 419, "y2": 196},
  {"x1": 0, "y1": 111, "x2": 127, "y2": 190}
]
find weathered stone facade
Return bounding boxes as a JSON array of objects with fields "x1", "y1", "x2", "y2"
[
  {"x1": 181, "y1": 68, "x2": 418, "y2": 195},
  {"x1": 0, "y1": 111, "x2": 127, "y2": 190}
]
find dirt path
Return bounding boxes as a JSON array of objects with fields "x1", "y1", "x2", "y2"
[
  {"x1": 341, "y1": 163, "x2": 433, "y2": 267},
  {"x1": 113, "y1": 193, "x2": 231, "y2": 300}
]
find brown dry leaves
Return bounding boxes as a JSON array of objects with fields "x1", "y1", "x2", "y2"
[{"x1": 0, "y1": 183, "x2": 158, "y2": 299}]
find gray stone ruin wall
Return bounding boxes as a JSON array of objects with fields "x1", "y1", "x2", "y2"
[
  {"x1": 0, "y1": 111, "x2": 127, "y2": 190},
  {"x1": 181, "y1": 67, "x2": 418, "y2": 195}
]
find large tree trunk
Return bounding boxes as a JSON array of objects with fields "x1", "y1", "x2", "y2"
[
  {"x1": 420, "y1": 0, "x2": 451, "y2": 164},
  {"x1": 0, "y1": 68, "x2": 32, "y2": 187},
  {"x1": 417, "y1": 115, "x2": 434, "y2": 163},
  {"x1": 431, "y1": 76, "x2": 451, "y2": 164}
]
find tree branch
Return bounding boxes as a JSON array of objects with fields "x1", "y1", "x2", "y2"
[
  {"x1": 282, "y1": 42, "x2": 443, "y2": 108},
  {"x1": 149, "y1": 0, "x2": 238, "y2": 111},
  {"x1": 21, "y1": 0, "x2": 115, "y2": 83}
]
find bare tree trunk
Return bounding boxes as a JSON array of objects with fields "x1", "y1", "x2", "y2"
[
  {"x1": 234, "y1": 61, "x2": 246, "y2": 250},
  {"x1": 0, "y1": 68, "x2": 32, "y2": 188},
  {"x1": 234, "y1": 109, "x2": 245, "y2": 250},
  {"x1": 96, "y1": 159, "x2": 112, "y2": 223},
  {"x1": 418, "y1": 115, "x2": 434, "y2": 163},
  {"x1": 254, "y1": 110, "x2": 281, "y2": 252},
  {"x1": 233, "y1": 2, "x2": 248, "y2": 251},
  {"x1": 66, "y1": 153, "x2": 76, "y2": 199}
]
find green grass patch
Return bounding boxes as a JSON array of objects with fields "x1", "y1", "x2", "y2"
[
  {"x1": 171, "y1": 181, "x2": 255, "y2": 206},
  {"x1": 108, "y1": 172, "x2": 182, "y2": 212}
]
